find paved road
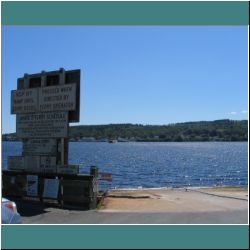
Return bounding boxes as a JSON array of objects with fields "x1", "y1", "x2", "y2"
[{"x1": 17, "y1": 202, "x2": 248, "y2": 224}]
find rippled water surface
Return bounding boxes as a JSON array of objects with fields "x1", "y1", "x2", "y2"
[{"x1": 2, "y1": 141, "x2": 248, "y2": 189}]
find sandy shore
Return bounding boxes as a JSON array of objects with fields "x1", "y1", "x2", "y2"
[
  {"x1": 17, "y1": 186, "x2": 248, "y2": 224},
  {"x1": 101, "y1": 186, "x2": 248, "y2": 213}
]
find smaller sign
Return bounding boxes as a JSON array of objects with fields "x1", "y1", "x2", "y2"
[
  {"x1": 8, "y1": 156, "x2": 25, "y2": 171},
  {"x1": 27, "y1": 175, "x2": 38, "y2": 196},
  {"x1": 11, "y1": 88, "x2": 38, "y2": 114},
  {"x1": 40, "y1": 156, "x2": 56, "y2": 167},
  {"x1": 98, "y1": 172, "x2": 112, "y2": 182},
  {"x1": 43, "y1": 179, "x2": 59, "y2": 199},
  {"x1": 16, "y1": 112, "x2": 68, "y2": 138},
  {"x1": 57, "y1": 165, "x2": 79, "y2": 175},
  {"x1": 39, "y1": 83, "x2": 77, "y2": 112},
  {"x1": 23, "y1": 139, "x2": 57, "y2": 156},
  {"x1": 41, "y1": 165, "x2": 57, "y2": 174},
  {"x1": 40, "y1": 156, "x2": 57, "y2": 173},
  {"x1": 24, "y1": 156, "x2": 40, "y2": 173}
]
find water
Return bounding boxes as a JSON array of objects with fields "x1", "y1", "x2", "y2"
[{"x1": 2, "y1": 141, "x2": 248, "y2": 189}]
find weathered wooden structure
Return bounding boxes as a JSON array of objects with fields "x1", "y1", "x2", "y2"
[
  {"x1": 3, "y1": 68, "x2": 99, "y2": 209},
  {"x1": 2, "y1": 167, "x2": 98, "y2": 209}
]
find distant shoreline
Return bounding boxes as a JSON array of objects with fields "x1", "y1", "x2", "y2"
[
  {"x1": 2, "y1": 139, "x2": 248, "y2": 142},
  {"x1": 2, "y1": 119, "x2": 248, "y2": 142}
]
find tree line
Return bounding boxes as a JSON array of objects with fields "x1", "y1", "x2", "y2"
[
  {"x1": 69, "y1": 119, "x2": 248, "y2": 141},
  {"x1": 3, "y1": 119, "x2": 248, "y2": 142}
]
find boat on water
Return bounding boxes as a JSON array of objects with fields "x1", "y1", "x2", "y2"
[{"x1": 108, "y1": 139, "x2": 118, "y2": 143}]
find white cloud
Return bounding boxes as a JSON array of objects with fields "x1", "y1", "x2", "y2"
[
  {"x1": 241, "y1": 110, "x2": 248, "y2": 114},
  {"x1": 228, "y1": 111, "x2": 237, "y2": 115}
]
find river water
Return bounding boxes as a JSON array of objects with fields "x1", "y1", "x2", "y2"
[{"x1": 2, "y1": 141, "x2": 248, "y2": 189}]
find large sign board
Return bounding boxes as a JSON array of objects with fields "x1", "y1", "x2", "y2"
[
  {"x1": 11, "y1": 83, "x2": 77, "y2": 113},
  {"x1": 11, "y1": 89, "x2": 38, "y2": 114},
  {"x1": 16, "y1": 112, "x2": 68, "y2": 138},
  {"x1": 10, "y1": 69, "x2": 80, "y2": 175},
  {"x1": 39, "y1": 83, "x2": 76, "y2": 112},
  {"x1": 23, "y1": 139, "x2": 57, "y2": 156}
]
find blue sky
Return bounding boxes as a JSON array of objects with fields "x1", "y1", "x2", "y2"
[{"x1": 1, "y1": 26, "x2": 248, "y2": 133}]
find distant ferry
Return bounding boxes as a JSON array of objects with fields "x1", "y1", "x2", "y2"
[{"x1": 108, "y1": 139, "x2": 118, "y2": 143}]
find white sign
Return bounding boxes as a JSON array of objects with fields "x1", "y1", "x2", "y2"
[
  {"x1": 11, "y1": 89, "x2": 38, "y2": 114},
  {"x1": 8, "y1": 156, "x2": 25, "y2": 170},
  {"x1": 11, "y1": 84, "x2": 77, "y2": 114},
  {"x1": 23, "y1": 139, "x2": 57, "y2": 156},
  {"x1": 16, "y1": 112, "x2": 68, "y2": 138},
  {"x1": 27, "y1": 175, "x2": 38, "y2": 196},
  {"x1": 57, "y1": 165, "x2": 79, "y2": 175},
  {"x1": 43, "y1": 179, "x2": 59, "y2": 199},
  {"x1": 39, "y1": 83, "x2": 76, "y2": 112}
]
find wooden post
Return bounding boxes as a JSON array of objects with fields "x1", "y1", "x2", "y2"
[
  {"x1": 90, "y1": 166, "x2": 98, "y2": 178},
  {"x1": 59, "y1": 68, "x2": 66, "y2": 166},
  {"x1": 90, "y1": 166, "x2": 98, "y2": 195},
  {"x1": 24, "y1": 73, "x2": 29, "y2": 89},
  {"x1": 60, "y1": 138, "x2": 65, "y2": 165},
  {"x1": 59, "y1": 68, "x2": 66, "y2": 208},
  {"x1": 41, "y1": 71, "x2": 46, "y2": 87},
  {"x1": 90, "y1": 166, "x2": 98, "y2": 209},
  {"x1": 59, "y1": 67, "x2": 66, "y2": 85}
]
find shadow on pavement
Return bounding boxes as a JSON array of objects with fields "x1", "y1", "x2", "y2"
[
  {"x1": 13, "y1": 199, "x2": 90, "y2": 217},
  {"x1": 14, "y1": 200, "x2": 49, "y2": 217}
]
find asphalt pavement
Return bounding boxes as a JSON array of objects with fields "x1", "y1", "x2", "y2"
[{"x1": 17, "y1": 201, "x2": 248, "y2": 224}]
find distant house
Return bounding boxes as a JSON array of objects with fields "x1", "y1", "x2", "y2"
[
  {"x1": 80, "y1": 137, "x2": 96, "y2": 142},
  {"x1": 117, "y1": 137, "x2": 129, "y2": 142},
  {"x1": 98, "y1": 138, "x2": 108, "y2": 142}
]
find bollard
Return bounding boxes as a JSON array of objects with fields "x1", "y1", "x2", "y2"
[{"x1": 90, "y1": 166, "x2": 98, "y2": 209}]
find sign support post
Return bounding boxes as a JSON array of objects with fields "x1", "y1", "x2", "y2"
[
  {"x1": 59, "y1": 68, "x2": 66, "y2": 207},
  {"x1": 59, "y1": 68, "x2": 66, "y2": 166}
]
